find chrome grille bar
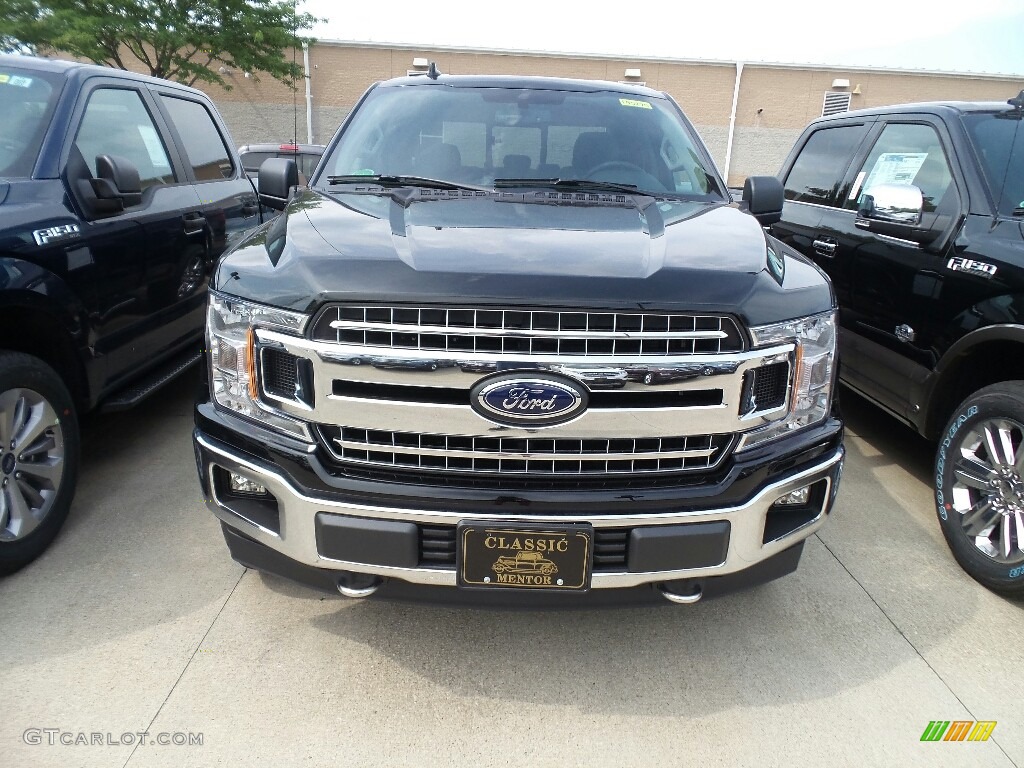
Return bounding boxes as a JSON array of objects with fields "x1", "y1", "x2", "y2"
[
  {"x1": 318, "y1": 426, "x2": 731, "y2": 475},
  {"x1": 311, "y1": 306, "x2": 744, "y2": 356},
  {"x1": 328, "y1": 320, "x2": 727, "y2": 340}
]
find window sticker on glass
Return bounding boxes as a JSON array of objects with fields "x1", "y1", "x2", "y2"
[
  {"x1": 862, "y1": 152, "x2": 928, "y2": 193},
  {"x1": 0, "y1": 73, "x2": 33, "y2": 87},
  {"x1": 619, "y1": 98, "x2": 652, "y2": 110},
  {"x1": 136, "y1": 124, "x2": 169, "y2": 168}
]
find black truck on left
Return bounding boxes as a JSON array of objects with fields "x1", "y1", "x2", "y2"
[{"x1": 0, "y1": 55, "x2": 261, "y2": 572}]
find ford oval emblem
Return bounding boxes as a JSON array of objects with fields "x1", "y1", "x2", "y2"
[{"x1": 470, "y1": 373, "x2": 588, "y2": 427}]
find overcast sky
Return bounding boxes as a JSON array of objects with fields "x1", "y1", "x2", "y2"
[{"x1": 304, "y1": 0, "x2": 1024, "y2": 76}]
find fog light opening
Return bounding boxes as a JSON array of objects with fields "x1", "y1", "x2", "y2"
[
  {"x1": 774, "y1": 485, "x2": 811, "y2": 507},
  {"x1": 228, "y1": 472, "x2": 267, "y2": 495}
]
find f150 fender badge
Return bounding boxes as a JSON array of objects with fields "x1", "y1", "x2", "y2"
[
  {"x1": 947, "y1": 257, "x2": 997, "y2": 278},
  {"x1": 33, "y1": 224, "x2": 80, "y2": 246},
  {"x1": 470, "y1": 373, "x2": 588, "y2": 427}
]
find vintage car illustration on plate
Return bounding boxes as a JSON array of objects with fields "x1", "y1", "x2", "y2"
[{"x1": 492, "y1": 551, "x2": 559, "y2": 576}]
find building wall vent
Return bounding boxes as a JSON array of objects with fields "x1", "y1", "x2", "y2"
[{"x1": 822, "y1": 91, "x2": 852, "y2": 117}]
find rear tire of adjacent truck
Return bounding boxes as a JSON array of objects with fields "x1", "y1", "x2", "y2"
[
  {"x1": 0, "y1": 352, "x2": 80, "y2": 575},
  {"x1": 935, "y1": 382, "x2": 1024, "y2": 598}
]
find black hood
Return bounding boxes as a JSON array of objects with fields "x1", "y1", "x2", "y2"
[{"x1": 215, "y1": 189, "x2": 833, "y2": 325}]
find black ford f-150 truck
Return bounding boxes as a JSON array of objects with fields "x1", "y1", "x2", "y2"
[
  {"x1": 193, "y1": 72, "x2": 844, "y2": 603},
  {"x1": 772, "y1": 93, "x2": 1024, "y2": 596},
  {"x1": 0, "y1": 55, "x2": 259, "y2": 573}
]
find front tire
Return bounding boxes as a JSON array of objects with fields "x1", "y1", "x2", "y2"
[
  {"x1": 935, "y1": 382, "x2": 1024, "y2": 597},
  {"x1": 0, "y1": 352, "x2": 80, "y2": 575}
]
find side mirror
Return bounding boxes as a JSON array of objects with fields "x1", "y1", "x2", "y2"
[
  {"x1": 93, "y1": 155, "x2": 142, "y2": 207},
  {"x1": 858, "y1": 183, "x2": 923, "y2": 226},
  {"x1": 741, "y1": 176, "x2": 784, "y2": 226},
  {"x1": 856, "y1": 183, "x2": 937, "y2": 244},
  {"x1": 79, "y1": 154, "x2": 142, "y2": 214},
  {"x1": 258, "y1": 157, "x2": 298, "y2": 211}
]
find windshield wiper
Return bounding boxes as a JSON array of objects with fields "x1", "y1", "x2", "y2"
[
  {"x1": 328, "y1": 174, "x2": 490, "y2": 193},
  {"x1": 493, "y1": 177, "x2": 643, "y2": 196},
  {"x1": 491, "y1": 177, "x2": 716, "y2": 202}
]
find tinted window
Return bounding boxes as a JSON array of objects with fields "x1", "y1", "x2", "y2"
[
  {"x1": 845, "y1": 123, "x2": 955, "y2": 213},
  {"x1": 963, "y1": 112, "x2": 1023, "y2": 217},
  {"x1": 239, "y1": 150, "x2": 274, "y2": 172},
  {"x1": 241, "y1": 150, "x2": 321, "y2": 188},
  {"x1": 288, "y1": 151, "x2": 321, "y2": 180},
  {"x1": 784, "y1": 125, "x2": 867, "y2": 206},
  {"x1": 319, "y1": 85, "x2": 724, "y2": 198},
  {"x1": 161, "y1": 96, "x2": 233, "y2": 180},
  {"x1": 0, "y1": 67, "x2": 61, "y2": 178},
  {"x1": 74, "y1": 88, "x2": 175, "y2": 189}
]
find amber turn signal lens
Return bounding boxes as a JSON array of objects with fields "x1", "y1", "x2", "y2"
[{"x1": 246, "y1": 327, "x2": 259, "y2": 401}]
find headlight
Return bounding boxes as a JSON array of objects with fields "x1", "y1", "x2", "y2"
[
  {"x1": 207, "y1": 291, "x2": 311, "y2": 439},
  {"x1": 735, "y1": 310, "x2": 837, "y2": 450}
]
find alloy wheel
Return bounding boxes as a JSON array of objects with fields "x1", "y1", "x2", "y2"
[
  {"x1": 949, "y1": 417, "x2": 1024, "y2": 564},
  {"x1": 0, "y1": 388, "x2": 65, "y2": 542}
]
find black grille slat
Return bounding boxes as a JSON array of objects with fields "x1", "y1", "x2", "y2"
[
  {"x1": 593, "y1": 529, "x2": 629, "y2": 571},
  {"x1": 417, "y1": 525, "x2": 629, "y2": 571},
  {"x1": 419, "y1": 526, "x2": 457, "y2": 567}
]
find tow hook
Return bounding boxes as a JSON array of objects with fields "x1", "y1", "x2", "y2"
[
  {"x1": 336, "y1": 572, "x2": 383, "y2": 599},
  {"x1": 657, "y1": 580, "x2": 703, "y2": 604}
]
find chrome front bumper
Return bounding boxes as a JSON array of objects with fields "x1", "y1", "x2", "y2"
[{"x1": 196, "y1": 431, "x2": 844, "y2": 590}]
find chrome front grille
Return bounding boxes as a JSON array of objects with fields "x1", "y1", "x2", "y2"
[
  {"x1": 318, "y1": 426, "x2": 732, "y2": 475},
  {"x1": 310, "y1": 305, "x2": 744, "y2": 356},
  {"x1": 256, "y1": 303, "x2": 793, "y2": 485}
]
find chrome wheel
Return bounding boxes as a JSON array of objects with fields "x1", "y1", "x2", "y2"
[
  {"x1": 0, "y1": 387, "x2": 65, "y2": 542},
  {"x1": 950, "y1": 417, "x2": 1024, "y2": 564}
]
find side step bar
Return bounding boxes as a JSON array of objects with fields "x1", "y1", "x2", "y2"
[{"x1": 99, "y1": 347, "x2": 202, "y2": 412}]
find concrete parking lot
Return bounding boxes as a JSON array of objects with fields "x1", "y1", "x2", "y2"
[{"x1": 1, "y1": 373, "x2": 1022, "y2": 768}]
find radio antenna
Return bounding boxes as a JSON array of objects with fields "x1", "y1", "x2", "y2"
[{"x1": 292, "y1": 0, "x2": 299, "y2": 145}]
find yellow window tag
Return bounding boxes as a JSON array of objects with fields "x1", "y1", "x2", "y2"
[
  {"x1": 0, "y1": 75, "x2": 9, "y2": 84},
  {"x1": 619, "y1": 98, "x2": 652, "y2": 109}
]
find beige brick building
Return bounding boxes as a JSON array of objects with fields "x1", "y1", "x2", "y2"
[{"x1": 194, "y1": 40, "x2": 1022, "y2": 186}]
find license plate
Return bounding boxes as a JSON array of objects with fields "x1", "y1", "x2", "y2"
[{"x1": 457, "y1": 522, "x2": 593, "y2": 591}]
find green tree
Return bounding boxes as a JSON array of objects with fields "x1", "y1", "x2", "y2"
[{"x1": 0, "y1": 0, "x2": 319, "y2": 89}]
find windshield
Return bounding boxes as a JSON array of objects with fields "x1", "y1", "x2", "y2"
[
  {"x1": 316, "y1": 83, "x2": 724, "y2": 199},
  {"x1": 962, "y1": 111, "x2": 1023, "y2": 216},
  {"x1": 0, "y1": 66, "x2": 62, "y2": 179}
]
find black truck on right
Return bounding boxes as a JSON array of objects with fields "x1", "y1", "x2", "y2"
[{"x1": 772, "y1": 91, "x2": 1024, "y2": 596}]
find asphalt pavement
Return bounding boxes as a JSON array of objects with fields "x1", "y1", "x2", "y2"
[{"x1": 1, "y1": 373, "x2": 1022, "y2": 768}]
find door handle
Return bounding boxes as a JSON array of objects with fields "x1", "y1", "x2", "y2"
[
  {"x1": 813, "y1": 237, "x2": 838, "y2": 257},
  {"x1": 183, "y1": 212, "x2": 206, "y2": 236}
]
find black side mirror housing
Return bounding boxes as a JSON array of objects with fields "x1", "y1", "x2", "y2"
[
  {"x1": 258, "y1": 158, "x2": 298, "y2": 211},
  {"x1": 741, "y1": 176, "x2": 784, "y2": 226},
  {"x1": 94, "y1": 155, "x2": 143, "y2": 207}
]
